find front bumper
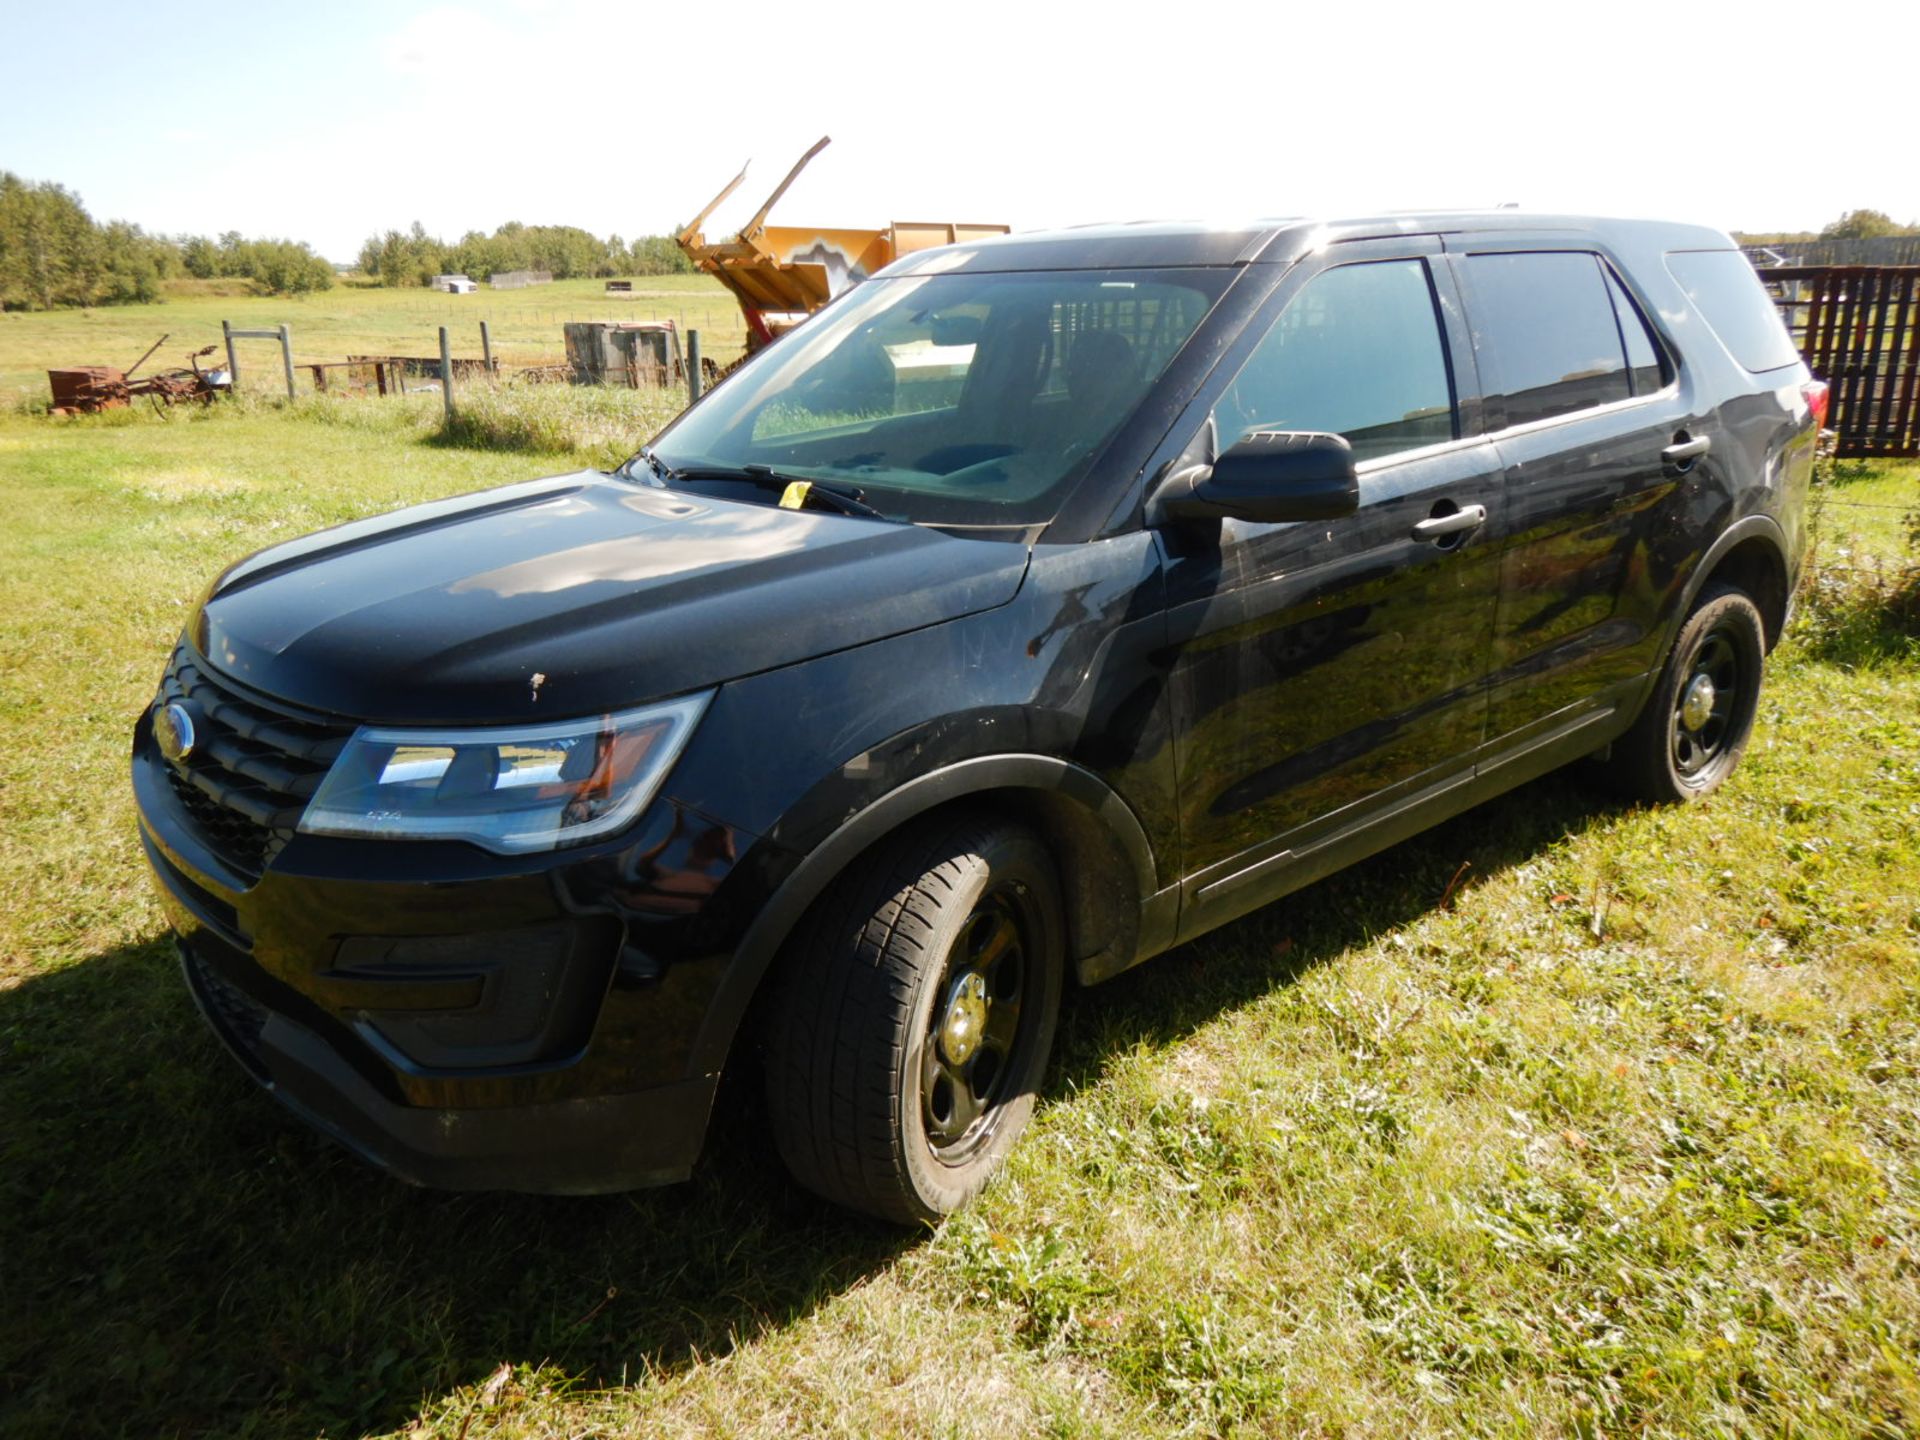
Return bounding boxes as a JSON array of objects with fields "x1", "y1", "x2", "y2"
[
  {"x1": 177, "y1": 930, "x2": 714, "y2": 1192},
  {"x1": 133, "y1": 717, "x2": 765, "y2": 1194}
]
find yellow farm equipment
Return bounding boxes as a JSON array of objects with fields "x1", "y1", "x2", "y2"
[{"x1": 676, "y1": 136, "x2": 1008, "y2": 356}]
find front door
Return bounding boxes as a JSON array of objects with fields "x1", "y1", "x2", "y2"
[{"x1": 1159, "y1": 244, "x2": 1505, "y2": 918}]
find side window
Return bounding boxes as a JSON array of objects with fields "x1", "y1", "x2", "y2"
[
  {"x1": 1210, "y1": 259, "x2": 1455, "y2": 465},
  {"x1": 1604, "y1": 267, "x2": 1668, "y2": 395},
  {"x1": 1460, "y1": 252, "x2": 1631, "y2": 428},
  {"x1": 1664, "y1": 249, "x2": 1802, "y2": 373}
]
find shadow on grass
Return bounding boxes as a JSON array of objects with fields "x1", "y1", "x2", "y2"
[
  {"x1": 1049, "y1": 770, "x2": 1619, "y2": 1092},
  {"x1": 0, "y1": 948, "x2": 907, "y2": 1440},
  {"x1": 0, "y1": 773, "x2": 1616, "y2": 1440}
]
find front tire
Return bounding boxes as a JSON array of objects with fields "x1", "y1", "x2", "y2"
[
  {"x1": 763, "y1": 813, "x2": 1064, "y2": 1223},
  {"x1": 1605, "y1": 584, "x2": 1766, "y2": 803}
]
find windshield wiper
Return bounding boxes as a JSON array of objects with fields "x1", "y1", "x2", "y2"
[
  {"x1": 666, "y1": 463, "x2": 893, "y2": 521},
  {"x1": 618, "y1": 446, "x2": 673, "y2": 485}
]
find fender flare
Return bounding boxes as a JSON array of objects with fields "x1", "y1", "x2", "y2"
[
  {"x1": 1613, "y1": 512, "x2": 1791, "y2": 733},
  {"x1": 1617, "y1": 513, "x2": 1789, "y2": 729},
  {"x1": 1668, "y1": 513, "x2": 1792, "y2": 653},
  {"x1": 1682, "y1": 513, "x2": 1789, "y2": 618},
  {"x1": 684, "y1": 754, "x2": 1160, "y2": 1080}
]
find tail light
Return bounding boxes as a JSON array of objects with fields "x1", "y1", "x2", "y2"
[{"x1": 1802, "y1": 379, "x2": 1830, "y2": 429}]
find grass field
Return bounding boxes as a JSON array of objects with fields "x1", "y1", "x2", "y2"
[
  {"x1": 0, "y1": 274, "x2": 747, "y2": 410},
  {"x1": 1, "y1": 391, "x2": 1917, "y2": 1438}
]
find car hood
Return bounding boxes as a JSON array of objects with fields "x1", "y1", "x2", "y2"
[{"x1": 192, "y1": 472, "x2": 1030, "y2": 723}]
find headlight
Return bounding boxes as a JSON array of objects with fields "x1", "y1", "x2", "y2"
[{"x1": 298, "y1": 693, "x2": 710, "y2": 854}]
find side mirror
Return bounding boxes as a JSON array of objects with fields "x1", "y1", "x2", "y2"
[{"x1": 1156, "y1": 431, "x2": 1359, "y2": 525}]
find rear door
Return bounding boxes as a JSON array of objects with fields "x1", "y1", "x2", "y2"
[
  {"x1": 1446, "y1": 242, "x2": 1700, "y2": 741},
  {"x1": 1159, "y1": 242, "x2": 1505, "y2": 911}
]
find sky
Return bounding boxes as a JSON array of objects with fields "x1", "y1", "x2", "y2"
[{"x1": 3, "y1": 0, "x2": 1914, "y2": 263}]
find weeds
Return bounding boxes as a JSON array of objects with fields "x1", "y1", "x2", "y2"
[
  {"x1": 435, "y1": 379, "x2": 683, "y2": 467},
  {"x1": 1796, "y1": 456, "x2": 1920, "y2": 663},
  {"x1": 1115, "y1": 1300, "x2": 1285, "y2": 1432},
  {"x1": 949, "y1": 1218, "x2": 1113, "y2": 1349},
  {"x1": 19, "y1": 377, "x2": 685, "y2": 469}
]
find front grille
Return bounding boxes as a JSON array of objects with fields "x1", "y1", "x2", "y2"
[
  {"x1": 164, "y1": 766, "x2": 280, "y2": 874},
  {"x1": 156, "y1": 646, "x2": 353, "y2": 879}
]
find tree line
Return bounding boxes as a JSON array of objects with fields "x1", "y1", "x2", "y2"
[
  {"x1": 14, "y1": 167, "x2": 1914, "y2": 311},
  {"x1": 354, "y1": 221, "x2": 691, "y2": 286},
  {"x1": 0, "y1": 172, "x2": 335, "y2": 310},
  {"x1": 0, "y1": 171, "x2": 693, "y2": 312},
  {"x1": 1734, "y1": 209, "x2": 1920, "y2": 247},
  {"x1": 1818, "y1": 209, "x2": 1920, "y2": 240}
]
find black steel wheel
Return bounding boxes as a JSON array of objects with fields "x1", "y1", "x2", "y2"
[
  {"x1": 1605, "y1": 584, "x2": 1766, "y2": 803},
  {"x1": 1670, "y1": 628, "x2": 1741, "y2": 780},
  {"x1": 763, "y1": 812, "x2": 1064, "y2": 1223},
  {"x1": 920, "y1": 888, "x2": 1040, "y2": 1164}
]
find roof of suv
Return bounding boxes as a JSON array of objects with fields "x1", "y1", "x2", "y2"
[{"x1": 879, "y1": 213, "x2": 1736, "y2": 275}]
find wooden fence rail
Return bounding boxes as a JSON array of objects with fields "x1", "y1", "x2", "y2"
[{"x1": 1763, "y1": 265, "x2": 1920, "y2": 458}]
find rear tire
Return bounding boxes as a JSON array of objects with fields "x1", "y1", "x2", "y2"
[
  {"x1": 1605, "y1": 584, "x2": 1766, "y2": 803},
  {"x1": 763, "y1": 813, "x2": 1064, "y2": 1224}
]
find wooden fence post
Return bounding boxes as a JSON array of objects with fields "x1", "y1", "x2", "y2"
[
  {"x1": 222, "y1": 320, "x2": 239, "y2": 392},
  {"x1": 480, "y1": 320, "x2": 494, "y2": 374},
  {"x1": 687, "y1": 329, "x2": 702, "y2": 403},
  {"x1": 278, "y1": 324, "x2": 296, "y2": 400},
  {"x1": 439, "y1": 327, "x2": 455, "y2": 423}
]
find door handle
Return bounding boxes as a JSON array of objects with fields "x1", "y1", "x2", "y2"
[
  {"x1": 1411, "y1": 504, "x2": 1487, "y2": 542},
  {"x1": 1662, "y1": 434, "x2": 1711, "y2": 467}
]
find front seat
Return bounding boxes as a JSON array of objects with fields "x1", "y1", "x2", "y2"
[
  {"x1": 958, "y1": 306, "x2": 1054, "y2": 436},
  {"x1": 1065, "y1": 328, "x2": 1139, "y2": 430}
]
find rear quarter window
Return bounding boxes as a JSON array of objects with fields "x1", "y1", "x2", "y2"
[{"x1": 1664, "y1": 250, "x2": 1801, "y2": 373}]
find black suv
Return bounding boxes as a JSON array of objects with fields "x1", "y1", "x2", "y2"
[{"x1": 134, "y1": 215, "x2": 1823, "y2": 1221}]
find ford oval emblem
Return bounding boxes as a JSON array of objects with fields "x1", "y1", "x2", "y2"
[{"x1": 155, "y1": 702, "x2": 197, "y2": 764}]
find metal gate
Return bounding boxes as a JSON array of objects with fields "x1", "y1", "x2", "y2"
[{"x1": 1763, "y1": 266, "x2": 1920, "y2": 457}]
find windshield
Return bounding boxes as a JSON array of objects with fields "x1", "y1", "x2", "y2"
[{"x1": 647, "y1": 268, "x2": 1228, "y2": 527}]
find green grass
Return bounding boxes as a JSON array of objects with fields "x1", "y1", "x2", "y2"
[
  {"x1": 1, "y1": 398, "x2": 1917, "y2": 1439},
  {"x1": 0, "y1": 273, "x2": 747, "y2": 410}
]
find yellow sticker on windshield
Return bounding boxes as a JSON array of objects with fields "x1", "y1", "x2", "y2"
[{"x1": 778, "y1": 481, "x2": 812, "y2": 510}]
